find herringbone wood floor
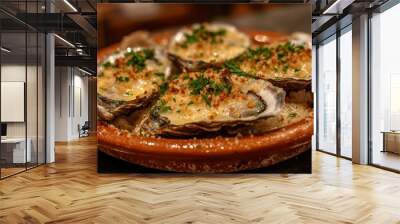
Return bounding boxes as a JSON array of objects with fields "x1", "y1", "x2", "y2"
[{"x1": 0, "y1": 136, "x2": 399, "y2": 224}]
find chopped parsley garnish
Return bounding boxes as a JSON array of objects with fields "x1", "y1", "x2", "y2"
[
  {"x1": 181, "y1": 34, "x2": 198, "y2": 48},
  {"x1": 155, "y1": 72, "x2": 165, "y2": 81},
  {"x1": 208, "y1": 79, "x2": 232, "y2": 96},
  {"x1": 282, "y1": 42, "x2": 305, "y2": 53},
  {"x1": 188, "y1": 73, "x2": 231, "y2": 106},
  {"x1": 170, "y1": 73, "x2": 180, "y2": 80},
  {"x1": 124, "y1": 90, "x2": 133, "y2": 96},
  {"x1": 277, "y1": 51, "x2": 286, "y2": 62},
  {"x1": 240, "y1": 42, "x2": 306, "y2": 75},
  {"x1": 211, "y1": 66, "x2": 222, "y2": 72},
  {"x1": 189, "y1": 74, "x2": 210, "y2": 95},
  {"x1": 188, "y1": 101, "x2": 194, "y2": 106},
  {"x1": 202, "y1": 94, "x2": 211, "y2": 106},
  {"x1": 111, "y1": 99, "x2": 124, "y2": 105},
  {"x1": 282, "y1": 42, "x2": 296, "y2": 52},
  {"x1": 125, "y1": 49, "x2": 154, "y2": 71},
  {"x1": 183, "y1": 73, "x2": 190, "y2": 80},
  {"x1": 288, "y1": 112, "x2": 297, "y2": 118},
  {"x1": 116, "y1": 76, "x2": 129, "y2": 82},
  {"x1": 247, "y1": 46, "x2": 271, "y2": 59},
  {"x1": 142, "y1": 49, "x2": 155, "y2": 58},
  {"x1": 275, "y1": 42, "x2": 305, "y2": 62},
  {"x1": 283, "y1": 64, "x2": 289, "y2": 73},
  {"x1": 224, "y1": 61, "x2": 258, "y2": 79},
  {"x1": 102, "y1": 61, "x2": 114, "y2": 68},
  {"x1": 159, "y1": 82, "x2": 168, "y2": 95},
  {"x1": 159, "y1": 99, "x2": 172, "y2": 113},
  {"x1": 180, "y1": 25, "x2": 227, "y2": 48}
]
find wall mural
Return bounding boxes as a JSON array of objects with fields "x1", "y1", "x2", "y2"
[{"x1": 97, "y1": 3, "x2": 313, "y2": 173}]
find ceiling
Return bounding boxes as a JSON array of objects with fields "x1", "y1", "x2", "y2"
[
  {"x1": 311, "y1": 0, "x2": 389, "y2": 43},
  {"x1": 0, "y1": 0, "x2": 97, "y2": 74}
]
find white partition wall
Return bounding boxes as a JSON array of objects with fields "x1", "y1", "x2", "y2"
[
  {"x1": 54, "y1": 67, "x2": 89, "y2": 142},
  {"x1": 1, "y1": 82, "x2": 24, "y2": 122}
]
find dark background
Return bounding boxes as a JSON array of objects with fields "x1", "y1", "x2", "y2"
[{"x1": 98, "y1": 4, "x2": 311, "y2": 48}]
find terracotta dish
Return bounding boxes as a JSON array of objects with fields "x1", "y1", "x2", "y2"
[{"x1": 97, "y1": 28, "x2": 313, "y2": 173}]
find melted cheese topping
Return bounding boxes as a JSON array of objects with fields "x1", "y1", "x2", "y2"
[
  {"x1": 234, "y1": 101, "x2": 313, "y2": 135},
  {"x1": 239, "y1": 42, "x2": 311, "y2": 81},
  {"x1": 157, "y1": 68, "x2": 275, "y2": 126},
  {"x1": 97, "y1": 50, "x2": 165, "y2": 102},
  {"x1": 169, "y1": 24, "x2": 250, "y2": 63}
]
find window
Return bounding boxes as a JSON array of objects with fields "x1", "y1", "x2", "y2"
[
  {"x1": 370, "y1": 2, "x2": 400, "y2": 171},
  {"x1": 339, "y1": 27, "x2": 352, "y2": 158},
  {"x1": 317, "y1": 35, "x2": 337, "y2": 154},
  {"x1": 0, "y1": 2, "x2": 46, "y2": 179}
]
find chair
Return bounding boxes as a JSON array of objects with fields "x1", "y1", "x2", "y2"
[{"x1": 79, "y1": 121, "x2": 90, "y2": 138}]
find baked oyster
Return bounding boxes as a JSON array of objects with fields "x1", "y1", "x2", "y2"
[
  {"x1": 230, "y1": 39, "x2": 311, "y2": 91},
  {"x1": 168, "y1": 23, "x2": 250, "y2": 71},
  {"x1": 97, "y1": 47, "x2": 171, "y2": 121},
  {"x1": 141, "y1": 67, "x2": 285, "y2": 136}
]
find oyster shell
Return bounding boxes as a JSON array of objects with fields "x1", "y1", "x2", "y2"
[
  {"x1": 233, "y1": 38, "x2": 311, "y2": 91},
  {"x1": 120, "y1": 31, "x2": 156, "y2": 50},
  {"x1": 168, "y1": 23, "x2": 250, "y2": 71},
  {"x1": 97, "y1": 47, "x2": 171, "y2": 121},
  {"x1": 141, "y1": 67, "x2": 285, "y2": 136}
]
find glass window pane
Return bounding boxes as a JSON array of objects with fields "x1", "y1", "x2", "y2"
[
  {"x1": 339, "y1": 28, "x2": 352, "y2": 158},
  {"x1": 371, "y1": 3, "x2": 400, "y2": 171},
  {"x1": 1, "y1": 31, "x2": 27, "y2": 177},
  {"x1": 317, "y1": 36, "x2": 337, "y2": 154},
  {"x1": 27, "y1": 31, "x2": 38, "y2": 168}
]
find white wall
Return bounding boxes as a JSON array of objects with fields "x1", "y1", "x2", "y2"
[
  {"x1": 54, "y1": 67, "x2": 89, "y2": 141},
  {"x1": 55, "y1": 66, "x2": 70, "y2": 141}
]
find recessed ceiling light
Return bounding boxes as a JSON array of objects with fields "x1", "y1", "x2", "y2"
[
  {"x1": 323, "y1": 0, "x2": 354, "y2": 15},
  {"x1": 77, "y1": 67, "x2": 93, "y2": 76},
  {"x1": 54, "y1": 34, "x2": 75, "y2": 48},
  {"x1": 63, "y1": 0, "x2": 78, "y2": 12},
  {"x1": 1, "y1": 47, "x2": 11, "y2": 53}
]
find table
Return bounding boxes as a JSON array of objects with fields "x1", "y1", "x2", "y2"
[
  {"x1": 381, "y1": 131, "x2": 400, "y2": 154},
  {"x1": 1, "y1": 138, "x2": 31, "y2": 164}
]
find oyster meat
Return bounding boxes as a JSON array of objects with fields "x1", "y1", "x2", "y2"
[
  {"x1": 141, "y1": 67, "x2": 285, "y2": 136},
  {"x1": 230, "y1": 39, "x2": 311, "y2": 91},
  {"x1": 97, "y1": 47, "x2": 171, "y2": 120},
  {"x1": 168, "y1": 23, "x2": 250, "y2": 70}
]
